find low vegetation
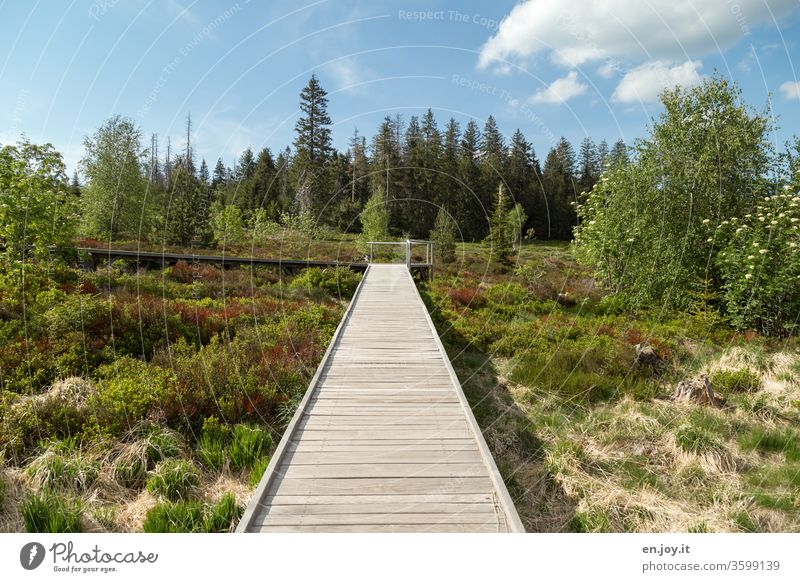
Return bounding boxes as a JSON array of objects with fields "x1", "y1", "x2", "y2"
[
  {"x1": 0, "y1": 260, "x2": 354, "y2": 532},
  {"x1": 422, "y1": 241, "x2": 800, "y2": 532}
]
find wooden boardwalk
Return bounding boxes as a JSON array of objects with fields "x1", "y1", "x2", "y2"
[{"x1": 238, "y1": 264, "x2": 523, "y2": 532}]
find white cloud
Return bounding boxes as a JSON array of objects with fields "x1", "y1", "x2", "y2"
[
  {"x1": 612, "y1": 60, "x2": 703, "y2": 103},
  {"x1": 531, "y1": 71, "x2": 587, "y2": 104},
  {"x1": 478, "y1": 0, "x2": 797, "y2": 69},
  {"x1": 779, "y1": 80, "x2": 800, "y2": 100},
  {"x1": 325, "y1": 57, "x2": 367, "y2": 93}
]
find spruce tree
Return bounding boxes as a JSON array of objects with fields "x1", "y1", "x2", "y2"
[
  {"x1": 430, "y1": 206, "x2": 456, "y2": 264},
  {"x1": 370, "y1": 116, "x2": 402, "y2": 228},
  {"x1": 610, "y1": 139, "x2": 628, "y2": 166},
  {"x1": 578, "y1": 137, "x2": 600, "y2": 195},
  {"x1": 292, "y1": 74, "x2": 333, "y2": 216},
  {"x1": 212, "y1": 158, "x2": 227, "y2": 191},
  {"x1": 70, "y1": 171, "x2": 81, "y2": 197},
  {"x1": 457, "y1": 120, "x2": 483, "y2": 239},
  {"x1": 486, "y1": 183, "x2": 513, "y2": 265},
  {"x1": 541, "y1": 138, "x2": 578, "y2": 239}
]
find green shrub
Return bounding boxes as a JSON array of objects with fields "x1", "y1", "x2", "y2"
[
  {"x1": 229, "y1": 424, "x2": 271, "y2": 472},
  {"x1": 675, "y1": 424, "x2": 723, "y2": 455},
  {"x1": 43, "y1": 292, "x2": 107, "y2": 337},
  {"x1": 93, "y1": 358, "x2": 177, "y2": 432},
  {"x1": 146, "y1": 460, "x2": 199, "y2": 501},
  {"x1": 709, "y1": 369, "x2": 760, "y2": 393},
  {"x1": 484, "y1": 282, "x2": 528, "y2": 306},
  {"x1": 22, "y1": 491, "x2": 82, "y2": 533},
  {"x1": 0, "y1": 474, "x2": 6, "y2": 506},
  {"x1": 290, "y1": 267, "x2": 361, "y2": 298}
]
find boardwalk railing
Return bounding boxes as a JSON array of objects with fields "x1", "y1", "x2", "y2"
[
  {"x1": 72, "y1": 244, "x2": 435, "y2": 280},
  {"x1": 367, "y1": 239, "x2": 434, "y2": 276}
]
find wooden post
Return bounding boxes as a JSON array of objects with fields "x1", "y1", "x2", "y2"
[{"x1": 405, "y1": 239, "x2": 411, "y2": 271}]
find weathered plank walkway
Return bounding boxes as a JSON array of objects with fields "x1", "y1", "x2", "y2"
[{"x1": 238, "y1": 264, "x2": 523, "y2": 532}]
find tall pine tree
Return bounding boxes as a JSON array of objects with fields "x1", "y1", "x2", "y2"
[{"x1": 292, "y1": 74, "x2": 333, "y2": 217}]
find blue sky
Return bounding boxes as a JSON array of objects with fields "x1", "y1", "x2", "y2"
[{"x1": 1, "y1": 0, "x2": 799, "y2": 174}]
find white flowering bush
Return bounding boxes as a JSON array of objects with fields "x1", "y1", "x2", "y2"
[
  {"x1": 574, "y1": 76, "x2": 772, "y2": 310},
  {"x1": 714, "y1": 181, "x2": 800, "y2": 335}
]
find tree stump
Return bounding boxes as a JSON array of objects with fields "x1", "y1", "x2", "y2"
[{"x1": 672, "y1": 374, "x2": 723, "y2": 407}]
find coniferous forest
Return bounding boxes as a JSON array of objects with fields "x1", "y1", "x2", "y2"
[{"x1": 74, "y1": 74, "x2": 625, "y2": 247}]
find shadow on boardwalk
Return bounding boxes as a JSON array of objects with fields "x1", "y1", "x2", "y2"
[{"x1": 419, "y1": 288, "x2": 577, "y2": 533}]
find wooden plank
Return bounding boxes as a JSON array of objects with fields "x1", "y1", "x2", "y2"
[
  {"x1": 285, "y1": 451, "x2": 483, "y2": 465},
  {"x1": 255, "y1": 513, "x2": 500, "y2": 526},
  {"x1": 261, "y1": 503, "x2": 497, "y2": 516},
  {"x1": 293, "y1": 429, "x2": 473, "y2": 440},
  {"x1": 263, "y1": 494, "x2": 494, "y2": 505},
  {"x1": 266, "y1": 477, "x2": 496, "y2": 496},
  {"x1": 299, "y1": 418, "x2": 469, "y2": 429},
  {"x1": 281, "y1": 463, "x2": 488, "y2": 479},
  {"x1": 286, "y1": 441, "x2": 480, "y2": 453},
  {"x1": 254, "y1": 524, "x2": 500, "y2": 533}
]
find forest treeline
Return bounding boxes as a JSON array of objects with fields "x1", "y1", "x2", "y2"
[{"x1": 74, "y1": 74, "x2": 628, "y2": 246}]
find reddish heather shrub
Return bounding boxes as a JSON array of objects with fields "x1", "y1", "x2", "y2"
[
  {"x1": 168, "y1": 261, "x2": 195, "y2": 284},
  {"x1": 596, "y1": 323, "x2": 616, "y2": 337},
  {"x1": 78, "y1": 280, "x2": 98, "y2": 294},
  {"x1": 625, "y1": 327, "x2": 643, "y2": 345},
  {"x1": 448, "y1": 287, "x2": 485, "y2": 308}
]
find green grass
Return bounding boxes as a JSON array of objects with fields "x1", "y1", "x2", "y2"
[
  {"x1": 92, "y1": 505, "x2": 117, "y2": 530},
  {"x1": 22, "y1": 491, "x2": 83, "y2": 533},
  {"x1": 26, "y1": 449, "x2": 99, "y2": 492},
  {"x1": 569, "y1": 508, "x2": 612, "y2": 532},
  {"x1": 203, "y1": 493, "x2": 243, "y2": 532},
  {"x1": 146, "y1": 460, "x2": 200, "y2": 502},
  {"x1": 733, "y1": 511, "x2": 760, "y2": 532},
  {"x1": 738, "y1": 427, "x2": 800, "y2": 461},
  {"x1": 142, "y1": 500, "x2": 204, "y2": 532},
  {"x1": 142, "y1": 494, "x2": 243, "y2": 532},
  {"x1": 610, "y1": 457, "x2": 661, "y2": 491},
  {"x1": 248, "y1": 456, "x2": 270, "y2": 488},
  {"x1": 675, "y1": 424, "x2": 724, "y2": 455},
  {"x1": 751, "y1": 492, "x2": 797, "y2": 511},
  {"x1": 196, "y1": 432, "x2": 226, "y2": 471},
  {"x1": 229, "y1": 424, "x2": 271, "y2": 472}
]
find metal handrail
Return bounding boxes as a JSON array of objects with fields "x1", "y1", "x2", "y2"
[{"x1": 366, "y1": 239, "x2": 434, "y2": 278}]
